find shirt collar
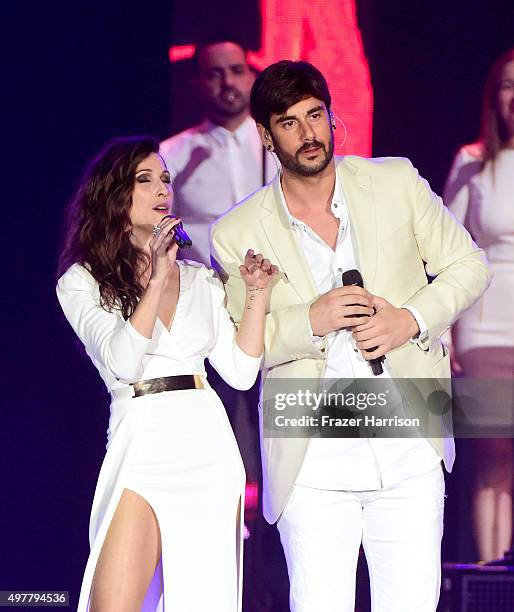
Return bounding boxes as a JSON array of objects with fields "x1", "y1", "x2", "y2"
[
  {"x1": 204, "y1": 115, "x2": 255, "y2": 147},
  {"x1": 277, "y1": 170, "x2": 346, "y2": 229}
]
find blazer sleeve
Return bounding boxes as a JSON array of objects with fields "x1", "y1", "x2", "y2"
[
  {"x1": 402, "y1": 159, "x2": 491, "y2": 346},
  {"x1": 210, "y1": 231, "x2": 326, "y2": 370},
  {"x1": 205, "y1": 268, "x2": 263, "y2": 390},
  {"x1": 56, "y1": 265, "x2": 152, "y2": 382}
]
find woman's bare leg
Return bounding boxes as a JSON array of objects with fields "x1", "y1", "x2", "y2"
[
  {"x1": 472, "y1": 438, "x2": 513, "y2": 561},
  {"x1": 89, "y1": 489, "x2": 162, "y2": 612}
]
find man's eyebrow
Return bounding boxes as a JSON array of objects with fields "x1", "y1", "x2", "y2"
[
  {"x1": 306, "y1": 105, "x2": 324, "y2": 115},
  {"x1": 274, "y1": 105, "x2": 325, "y2": 124},
  {"x1": 274, "y1": 113, "x2": 297, "y2": 124},
  {"x1": 204, "y1": 62, "x2": 246, "y2": 71}
]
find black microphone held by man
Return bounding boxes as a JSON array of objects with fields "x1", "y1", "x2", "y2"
[{"x1": 342, "y1": 269, "x2": 384, "y2": 376}]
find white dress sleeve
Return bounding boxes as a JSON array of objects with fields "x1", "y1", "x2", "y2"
[
  {"x1": 205, "y1": 268, "x2": 262, "y2": 391},
  {"x1": 443, "y1": 144, "x2": 482, "y2": 224},
  {"x1": 56, "y1": 264, "x2": 152, "y2": 383}
]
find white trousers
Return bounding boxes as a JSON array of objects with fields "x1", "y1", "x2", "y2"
[{"x1": 277, "y1": 465, "x2": 445, "y2": 612}]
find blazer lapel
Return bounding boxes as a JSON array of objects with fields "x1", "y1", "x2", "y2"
[
  {"x1": 260, "y1": 178, "x2": 318, "y2": 303},
  {"x1": 337, "y1": 158, "x2": 378, "y2": 291}
]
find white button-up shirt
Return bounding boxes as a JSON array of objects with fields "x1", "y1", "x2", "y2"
[
  {"x1": 160, "y1": 116, "x2": 277, "y2": 265},
  {"x1": 277, "y1": 173, "x2": 441, "y2": 490}
]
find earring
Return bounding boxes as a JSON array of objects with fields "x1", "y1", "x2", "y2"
[
  {"x1": 266, "y1": 144, "x2": 273, "y2": 151},
  {"x1": 331, "y1": 113, "x2": 348, "y2": 149},
  {"x1": 332, "y1": 123, "x2": 337, "y2": 130}
]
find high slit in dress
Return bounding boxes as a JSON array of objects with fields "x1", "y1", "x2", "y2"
[{"x1": 57, "y1": 260, "x2": 261, "y2": 612}]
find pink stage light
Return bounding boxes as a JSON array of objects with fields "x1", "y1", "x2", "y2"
[
  {"x1": 168, "y1": 44, "x2": 195, "y2": 63},
  {"x1": 245, "y1": 481, "x2": 259, "y2": 512},
  {"x1": 248, "y1": 0, "x2": 373, "y2": 156}
]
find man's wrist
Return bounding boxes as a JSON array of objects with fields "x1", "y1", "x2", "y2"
[
  {"x1": 401, "y1": 307, "x2": 420, "y2": 339},
  {"x1": 401, "y1": 304, "x2": 429, "y2": 343}
]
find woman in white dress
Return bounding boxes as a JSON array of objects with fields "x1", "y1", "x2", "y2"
[
  {"x1": 56, "y1": 136, "x2": 278, "y2": 611},
  {"x1": 444, "y1": 48, "x2": 514, "y2": 562}
]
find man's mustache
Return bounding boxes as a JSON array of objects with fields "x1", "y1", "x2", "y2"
[{"x1": 296, "y1": 140, "x2": 326, "y2": 156}]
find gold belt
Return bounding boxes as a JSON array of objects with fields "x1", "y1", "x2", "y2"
[{"x1": 130, "y1": 374, "x2": 205, "y2": 398}]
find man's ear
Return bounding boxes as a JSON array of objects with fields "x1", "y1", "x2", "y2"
[{"x1": 257, "y1": 123, "x2": 274, "y2": 152}]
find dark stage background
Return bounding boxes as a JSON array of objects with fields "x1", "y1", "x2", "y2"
[{"x1": 4, "y1": 0, "x2": 513, "y2": 609}]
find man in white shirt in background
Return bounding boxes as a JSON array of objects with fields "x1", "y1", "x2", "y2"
[
  {"x1": 211, "y1": 60, "x2": 491, "y2": 611},
  {"x1": 160, "y1": 34, "x2": 276, "y2": 266},
  {"x1": 160, "y1": 38, "x2": 278, "y2": 574}
]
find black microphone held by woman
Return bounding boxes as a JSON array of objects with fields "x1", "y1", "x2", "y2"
[{"x1": 157, "y1": 214, "x2": 192, "y2": 249}]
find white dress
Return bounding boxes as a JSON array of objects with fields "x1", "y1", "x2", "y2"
[
  {"x1": 56, "y1": 260, "x2": 261, "y2": 612},
  {"x1": 444, "y1": 145, "x2": 514, "y2": 353}
]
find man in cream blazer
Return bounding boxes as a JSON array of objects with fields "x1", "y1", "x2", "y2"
[{"x1": 211, "y1": 61, "x2": 491, "y2": 611}]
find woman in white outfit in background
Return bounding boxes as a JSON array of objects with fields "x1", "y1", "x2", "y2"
[
  {"x1": 57, "y1": 136, "x2": 277, "y2": 611},
  {"x1": 444, "y1": 48, "x2": 514, "y2": 562}
]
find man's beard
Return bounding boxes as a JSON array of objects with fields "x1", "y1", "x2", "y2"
[{"x1": 273, "y1": 137, "x2": 334, "y2": 177}]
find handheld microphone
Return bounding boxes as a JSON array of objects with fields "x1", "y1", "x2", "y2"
[
  {"x1": 172, "y1": 222, "x2": 192, "y2": 249},
  {"x1": 160, "y1": 215, "x2": 192, "y2": 249},
  {"x1": 341, "y1": 269, "x2": 384, "y2": 376}
]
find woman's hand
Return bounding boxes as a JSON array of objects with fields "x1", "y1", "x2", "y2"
[
  {"x1": 149, "y1": 216, "x2": 182, "y2": 283},
  {"x1": 239, "y1": 250, "x2": 279, "y2": 290},
  {"x1": 236, "y1": 250, "x2": 278, "y2": 357}
]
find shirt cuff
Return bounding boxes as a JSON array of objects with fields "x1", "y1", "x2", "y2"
[
  {"x1": 440, "y1": 327, "x2": 452, "y2": 348},
  {"x1": 402, "y1": 305, "x2": 428, "y2": 343},
  {"x1": 307, "y1": 317, "x2": 325, "y2": 349}
]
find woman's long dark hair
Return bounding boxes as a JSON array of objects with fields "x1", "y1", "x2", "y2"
[
  {"x1": 58, "y1": 136, "x2": 160, "y2": 319},
  {"x1": 481, "y1": 48, "x2": 514, "y2": 164}
]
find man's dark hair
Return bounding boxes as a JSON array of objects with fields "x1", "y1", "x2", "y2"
[
  {"x1": 193, "y1": 33, "x2": 249, "y2": 73},
  {"x1": 250, "y1": 60, "x2": 332, "y2": 131}
]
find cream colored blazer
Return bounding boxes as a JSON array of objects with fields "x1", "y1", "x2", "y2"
[{"x1": 211, "y1": 156, "x2": 491, "y2": 524}]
